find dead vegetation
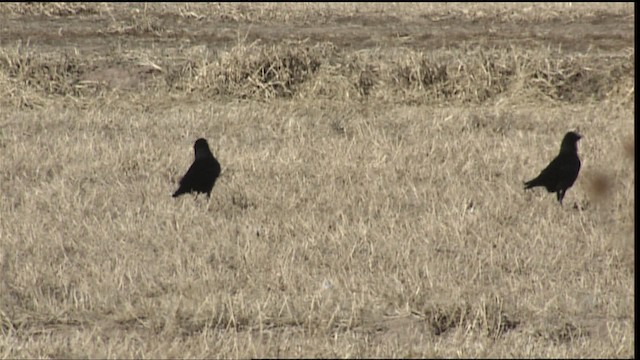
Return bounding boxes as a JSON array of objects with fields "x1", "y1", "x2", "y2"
[
  {"x1": 0, "y1": 42, "x2": 634, "y2": 108},
  {"x1": 0, "y1": 3, "x2": 633, "y2": 24},
  {"x1": 0, "y1": 2, "x2": 101, "y2": 17},
  {"x1": 0, "y1": 3, "x2": 634, "y2": 359}
]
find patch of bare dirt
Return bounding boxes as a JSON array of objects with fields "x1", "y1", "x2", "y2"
[{"x1": 0, "y1": 11, "x2": 633, "y2": 53}]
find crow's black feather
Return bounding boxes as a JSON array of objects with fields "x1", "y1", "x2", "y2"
[
  {"x1": 173, "y1": 138, "x2": 221, "y2": 198},
  {"x1": 524, "y1": 131, "x2": 582, "y2": 205}
]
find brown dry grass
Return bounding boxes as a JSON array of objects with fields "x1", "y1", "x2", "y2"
[{"x1": 0, "y1": 3, "x2": 634, "y2": 358}]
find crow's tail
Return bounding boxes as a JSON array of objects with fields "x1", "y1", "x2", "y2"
[
  {"x1": 523, "y1": 177, "x2": 539, "y2": 190},
  {"x1": 172, "y1": 188, "x2": 186, "y2": 198}
]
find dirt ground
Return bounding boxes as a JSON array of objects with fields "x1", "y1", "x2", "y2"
[
  {"x1": 0, "y1": 3, "x2": 633, "y2": 94},
  {"x1": 0, "y1": 4, "x2": 633, "y2": 51}
]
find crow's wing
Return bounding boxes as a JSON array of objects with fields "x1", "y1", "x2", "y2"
[
  {"x1": 534, "y1": 153, "x2": 580, "y2": 191},
  {"x1": 172, "y1": 160, "x2": 202, "y2": 197}
]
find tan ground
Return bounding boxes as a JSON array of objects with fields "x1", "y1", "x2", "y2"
[{"x1": 0, "y1": 3, "x2": 634, "y2": 358}]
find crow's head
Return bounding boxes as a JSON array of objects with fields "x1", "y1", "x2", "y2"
[
  {"x1": 194, "y1": 138, "x2": 213, "y2": 159},
  {"x1": 560, "y1": 131, "x2": 582, "y2": 153}
]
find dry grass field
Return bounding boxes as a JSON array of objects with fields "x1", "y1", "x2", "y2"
[{"x1": 0, "y1": 3, "x2": 635, "y2": 358}]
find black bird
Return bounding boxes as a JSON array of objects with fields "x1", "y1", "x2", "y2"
[
  {"x1": 173, "y1": 138, "x2": 221, "y2": 198},
  {"x1": 524, "y1": 131, "x2": 582, "y2": 205}
]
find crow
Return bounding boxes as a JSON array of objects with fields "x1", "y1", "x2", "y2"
[
  {"x1": 524, "y1": 131, "x2": 582, "y2": 205},
  {"x1": 173, "y1": 138, "x2": 221, "y2": 198}
]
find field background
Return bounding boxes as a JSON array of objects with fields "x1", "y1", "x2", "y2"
[{"x1": 0, "y1": 3, "x2": 634, "y2": 358}]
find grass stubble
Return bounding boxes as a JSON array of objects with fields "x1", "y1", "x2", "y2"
[{"x1": 0, "y1": 3, "x2": 634, "y2": 358}]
